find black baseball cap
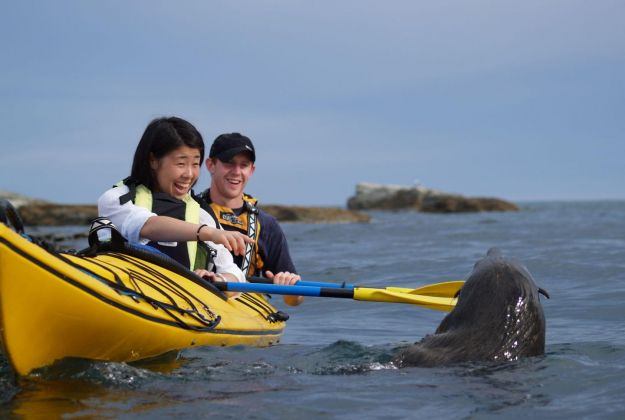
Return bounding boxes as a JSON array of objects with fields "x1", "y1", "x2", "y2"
[{"x1": 209, "y1": 133, "x2": 256, "y2": 162}]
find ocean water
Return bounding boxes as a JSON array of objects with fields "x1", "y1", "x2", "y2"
[{"x1": 1, "y1": 201, "x2": 625, "y2": 419}]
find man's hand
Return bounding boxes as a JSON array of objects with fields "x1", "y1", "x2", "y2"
[{"x1": 265, "y1": 270, "x2": 304, "y2": 306}]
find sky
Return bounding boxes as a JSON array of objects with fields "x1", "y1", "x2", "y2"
[{"x1": 1, "y1": 1, "x2": 624, "y2": 206}]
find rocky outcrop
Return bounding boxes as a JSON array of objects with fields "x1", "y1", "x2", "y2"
[
  {"x1": 262, "y1": 205, "x2": 370, "y2": 223},
  {"x1": 347, "y1": 182, "x2": 518, "y2": 213},
  {"x1": 1, "y1": 192, "x2": 370, "y2": 226},
  {"x1": 16, "y1": 203, "x2": 369, "y2": 226},
  {"x1": 0, "y1": 190, "x2": 47, "y2": 208},
  {"x1": 18, "y1": 203, "x2": 99, "y2": 226},
  {"x1": 347, "y1": 183, "x2": 434, "y2": 210},
  {"x1": 419, "y1": 195, "x2": 519, "y2": 213}
]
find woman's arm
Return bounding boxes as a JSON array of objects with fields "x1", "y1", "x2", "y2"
[
  {"x1": 98, "y1": 186, "x2": 251, "y2": 255},
  {"x1": 140, "y1": 215, "x2": 251, "y2": 256},
  {"x1": 98, "y1": 186, "x2": 153, "y2": 243}
]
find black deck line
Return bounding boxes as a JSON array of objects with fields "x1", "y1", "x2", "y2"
[{"x1": 0, "y1": 236, "x2": 284, "y2": 337}]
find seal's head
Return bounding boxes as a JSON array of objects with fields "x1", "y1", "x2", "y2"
[{"x1": 394, "y1": 248, "x2": 548, "y2": 367}]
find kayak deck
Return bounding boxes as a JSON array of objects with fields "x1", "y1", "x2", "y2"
[{"x1": 0, "y1": 223, "x2": 285, "y2": 376}]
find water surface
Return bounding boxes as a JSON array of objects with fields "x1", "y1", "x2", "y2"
[{"x1": 2, "y1": 201, "x2": 624, "y2": 418}]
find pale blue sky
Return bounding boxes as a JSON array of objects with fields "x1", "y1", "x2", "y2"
[{"x1": 1, "y1": 1, "x2": 624, "y2": 205}]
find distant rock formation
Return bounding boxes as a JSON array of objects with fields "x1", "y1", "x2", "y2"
[
  {"x1": 0, "y1": 190, "x2": 47, "y2": 208},
  {"x1": 18, "y1": 203, "x2": 99, "y2": 226},
  {"x1": 262, "y1": 205, "x2": 370, "y2": 223},
  {"x1": 347, "y1": 182, "x2": 518, "y2": 213},
  {"x1": 1, "y1": 191, "x2": 370, "y2": 226}
]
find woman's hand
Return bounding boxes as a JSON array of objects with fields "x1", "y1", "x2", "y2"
[
  {"x1": 265, "y1": 270, "x2": 304, "y2": 306},
  {"x1": 194, "y1": 269, "x2": 217, "y2": 281},
  {"x1": 194, "y1": 269, "x2": 240, "y2": 298},
  {"x1": 200, "y1": 227, "x2": 253, "y2": 256}
]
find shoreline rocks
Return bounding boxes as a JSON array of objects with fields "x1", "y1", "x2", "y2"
[
  {"x1": 3, "y1": 181, "x2": 519, "y2": 227},
  {"x1": 0, "y1": 190, "x2": 47, "y2": 209},
  {"x1": 17, "y1": 203, "x2": 369, "y2": 226},
  {"x1": 262, "y1": 205, "x2": 370, "y2": 223},
  {"x1": 18, "y1": 203, "x2": 100, "y2": 226},
  {"x1": 347, "y1": 182, "x2": 519, "y2": 213},
  {"x1": 1, "y1": 191, "x2": 370, "y2": 226}
]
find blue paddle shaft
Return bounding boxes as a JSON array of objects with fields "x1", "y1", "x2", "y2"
[
  {"x1": 214, "y1": 281, "x2": 354, "y2": 299},
  {"x1": 247, "y1": 276, "x2": 355, "y2": 289},
  {"x1": 220, "y1": 282, "x2": 321, "y2": 296},
  {"x1": 297, "y1": 280, "x2": 353, "y2": 289}
]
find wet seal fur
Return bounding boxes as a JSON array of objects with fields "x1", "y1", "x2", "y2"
[{"x1": 394, "y1": 249, "x2": 549, "y2": 367}]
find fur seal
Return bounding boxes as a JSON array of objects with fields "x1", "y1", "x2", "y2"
[{"x1": 394, "y1": 249, "x2": 549, "y2": 367}]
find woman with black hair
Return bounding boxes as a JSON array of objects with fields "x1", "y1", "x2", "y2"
[{"x1": 98, "y1": 116, "x2": 251, "y2": 284}]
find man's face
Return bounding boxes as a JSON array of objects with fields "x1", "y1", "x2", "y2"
[{"x1": 207, "y1": 153, "x2": 255, "y2": 203}]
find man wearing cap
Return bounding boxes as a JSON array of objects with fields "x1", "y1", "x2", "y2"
[{"x1": 198, "y1": 133, "x2": 303, "y2": 306}]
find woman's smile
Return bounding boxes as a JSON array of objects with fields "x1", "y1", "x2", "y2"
[{"x1": 151, "y1": 145, "x2": 202, "y2": 199}]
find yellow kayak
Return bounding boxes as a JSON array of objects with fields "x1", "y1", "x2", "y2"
[{"x1": 0, "y1": 220, "x2": 285, "y2": 376}]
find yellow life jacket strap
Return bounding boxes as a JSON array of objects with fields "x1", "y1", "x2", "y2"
[
  {"x1": 117, "y1": 180, "x2": 200, "y2": 271},
  {"x1": 183, "y1": 193, "x2": 200, "y2": 270},
  {"x1": 134, "y1": 184, "x2": 153, "y2": 210}
]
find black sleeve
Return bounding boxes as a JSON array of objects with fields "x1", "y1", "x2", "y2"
[{"x1": 257, "y1": 210, "x2": 297, "y2": 274}]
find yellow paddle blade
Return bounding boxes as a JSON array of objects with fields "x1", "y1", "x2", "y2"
[
  {"x1": 386, "y1": 280, "x2": 465, "y2": 298},
  {"x1": 353, "y1": 288, "x2": 458, "y2": 312}
]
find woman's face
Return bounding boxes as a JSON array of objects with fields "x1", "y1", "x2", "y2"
[{"x1": 150, "y1": 145, "x2": 202, "y2": 199}]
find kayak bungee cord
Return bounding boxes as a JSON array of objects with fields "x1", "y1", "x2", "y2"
[
  {"x1": 103, "y1": 253, "x2": 288, "y2": 325},
  {"x1": 97, "y1": 252, "x2": 222, "y2": 329},
  {"x1": 235, "y1": 292, "x2": 289, "y2": 323},
  {"x1": 23, "y1": 210, "x2": 286, "y2": 327},
  {"x1": 55, "y1": 250, "x2": 222, "y2": 331}
]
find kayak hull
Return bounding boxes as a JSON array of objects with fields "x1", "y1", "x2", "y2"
[{"x1": 0, "y1": 223, "x2": 285, "y2": 376}]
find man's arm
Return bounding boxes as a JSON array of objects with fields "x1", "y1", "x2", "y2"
[{"x1": 258, "y1": 211, "x2": 297, "y2": 274}]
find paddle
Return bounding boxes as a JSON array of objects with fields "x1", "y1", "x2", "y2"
[
  {"x1": 246, "y1": 276, "x2": 464, "y2": 299},
  {"x1": 213, "y1": 280, "x2": 460, "y2": 312}
]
